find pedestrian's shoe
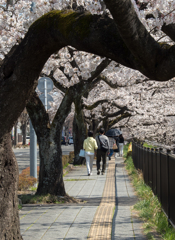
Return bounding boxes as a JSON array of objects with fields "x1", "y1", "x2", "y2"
[
  {"x1": 88, "y1": 173, "x2": 90, "y2": 176},
  {"x1": 97, "y1": 170, "x2": 100, "y2": 175},
  {"x1": 90, "y1": 172, "x2": 93, "y2": 175},
  {"x1": 101, "y1": 171, "x2": 105, "y2": 175},
  {"x1": 109, "y1": 156, "x2": 111, "y2": 160}
]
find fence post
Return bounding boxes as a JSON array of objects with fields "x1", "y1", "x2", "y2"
[
  {"x1": 148, "y1": 147, "x2": 151, "y2": 186},
  {"x1": 151, "y1": 148, "x2": 154, "y2": 190},
  {"x1": 167, "y1": 149, "x2": 171, "y2": 221},
  {"x1": 159, "y1": 148, "x2": 163, "y2": 203},
  {"x1": 155, "y1": 148, "x2": 159, "y2": 196},
  {"x1": 141, "y1": 143, "x2": 143, "y2": 171},
  {"x1": 143, "y1": 146, "x2": 146, "y2": 182},
  {"x1": 132, "y1": 140, "x2": 134, "y2": 165},
  {"x1": 138, "y1": 142, "x2": 141, "y2": 170}
]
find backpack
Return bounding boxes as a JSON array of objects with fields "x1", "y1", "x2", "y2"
[{"x1": 98, "y1": 136, "x2": 109, "y2": 152}]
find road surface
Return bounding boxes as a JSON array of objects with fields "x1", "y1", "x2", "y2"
[{"x1": 13, "y1": 144, "x2": 74, "y2": 173}]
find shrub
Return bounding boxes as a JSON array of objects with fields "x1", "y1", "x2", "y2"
[
  {"x1": 62, "y1": 155, "x2": 69, "y2": 167},
  {"x1": 19, "y1": 153, "x2": 72, "y2": 191},
  {"x1": 18, "y1": 153, "x2": 73, "y2": 191},
  {"x1": 18, "y1": 167, "x2": 38, "y2": 191},
  {"x1": 69, "y1": 151, "x2": 74, "y2": 163}
]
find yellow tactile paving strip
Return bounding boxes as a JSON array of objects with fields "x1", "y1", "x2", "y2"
[{"x1": 88, "y1": 157, "x2": 115, "y2": 239}]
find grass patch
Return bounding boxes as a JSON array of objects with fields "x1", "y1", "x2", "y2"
[
  {"x1": 19, "y1": 194, "x2": 64, "y2": 204},
  {"x1": 29, "y1": 185, "x2": 37, "y2": 191},
  {"x1": 63, "y1": 171, "x2": 69, "y2": 177},
  {"x1": 143, "y1": 142, "x2": 157, "y2": 149},
  {"x1": 18, "y1": 204, "x2": 22, "y2": 210},
  {"x1": 63, "y1": 163, "x2": 69, "y2": 169},
  {"x1": 124, "y1": 143, "x2": 175, "y2": 239},
  {"x1": 19, "y1": 193, "x2": 81, "y2": 204}
]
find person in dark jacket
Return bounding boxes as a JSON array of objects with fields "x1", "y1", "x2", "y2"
[
  {"x1": 108, "y1": 136, "x2": 116, "y2": 160},
  {"x1": 95, "y1": 128, "x2": 110, "y2": 175},
  {"x1": 114, "y1": 136, "x2": 119, "y2": 158},
  {"x1": 119, "y1": 134, "x2": 124, "y2": 157}
]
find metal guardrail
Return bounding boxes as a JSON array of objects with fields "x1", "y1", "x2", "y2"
[{"x1": 132, "y1": 141, "x2": 175, "y2": 228}]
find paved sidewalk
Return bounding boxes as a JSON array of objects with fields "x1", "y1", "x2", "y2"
[
  {"x1": 19, "y1": 156, "x2": 146, "y2": 239},
  {"x1": 112, "y1": 157, "x2": 146, "y2": 240}
]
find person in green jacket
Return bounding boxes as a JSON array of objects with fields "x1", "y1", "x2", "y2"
[{"x1": 83, "y1": 131, "x2": 98, "y2": 176}]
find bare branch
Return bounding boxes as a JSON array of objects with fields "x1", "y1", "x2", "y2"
[
  {"x1": 108, "y1": 112, "x2": 132, "y2": 128},
  {"x1": 43, "y1": 71, "x2": 67, "y2": 93},
  {"x1": 87, "y1": 58, "x2": 111, "y2": 83},
  {"x1": 83, "y1": 99, "x2": 109, "y2": 110}
]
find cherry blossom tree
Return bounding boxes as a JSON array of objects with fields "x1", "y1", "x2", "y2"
[
  {"x1": 110, "y1": 79, "x2": 175, "y2": 147},
  {"x1": 83, "y1": 94, "x2": 131, "y2": 134},
  {"x1": 26, "y1": 50, "x2": 111, "y2": 194},
  {"x1": 82, "y1": 77, "x2": 175, "y2": 148},
  {"x1": 82, "y1": 78, "x2": 143, "y2": 133},
  {"x1": 1, "y1": 0, "x2": 175, "y2": 238}
]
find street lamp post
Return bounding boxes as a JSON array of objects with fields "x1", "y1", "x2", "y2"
[{"x1": 30, "y1": 121, "x2": 37, "y2": 178}]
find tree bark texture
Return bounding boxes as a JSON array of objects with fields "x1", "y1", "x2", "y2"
[
  {"x1": 87, "y1": 118, "x2": 100, "y2": 137},
  {"x1": 0, "y1": 5, "x2": 175, "y2": 238},
  {"x1": 104, "y1": 0, "x2": 175, "y2": 81},
  {"x1": 27, "y1": 92, "x2": 73, "y2": 195},
  {"x1": 103, "y1": 118, "x2": 109, "y2": 133},
  {"x1": 14, "y1": 122, "x2": 18, "y2": 146},
  {"x1": 91, "y1": 119, "x2": 99, "y2": 137},
  {"x1": 0, "y1": 133, "x2": 22, "y2": 240},
  {"x1": 73, "y1": 98, "x2": 87, "y2": 164},
  {"x1": 1, "y1": 8, "x2": 174, "y2": 140}
]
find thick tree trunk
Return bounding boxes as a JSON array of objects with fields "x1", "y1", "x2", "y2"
[
  {"x1": 37, "y1": 131, "x2": 65, "y2": 195},
  {"x1": 1, "y1": 7, "x2": 174, "y2": 239},
  {"x1": 0, "y1": 133, "x2": 22, "y2": 240},
  {"x1": 103, "y1": 118, "x2": 109, "y2": 133},
  {"x1": 73, "y1": 116, "x2": 81, "y2": 164},
  {"x1": 92, "y1": 119, "x2": 100, "y2": 137},
  {"x1": 73, "y1": 99, "x2": 87, "y2": 164},
  {"x1": 27, "y1": 92, "x2": 73, "y2": 195},
  {"x1": 14, "y1": 122, "x2": 18, "y2": 146}
]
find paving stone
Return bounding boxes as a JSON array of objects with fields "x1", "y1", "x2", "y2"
[
  {"x1": 19, "y1": 157, "x2": 146, "y2": 240},
  {"x1": 41, "y1": 206, "x2": 82, "y2": 239},
  {"x1": 67, "y1": 181, "x2": 88, "y2": 197},
  {"x1": 64, "y1": 206, "x2": 98, "y2": 240},
  {"x1": 112, "y1": 157, "x2": 146, "y2": 240}
]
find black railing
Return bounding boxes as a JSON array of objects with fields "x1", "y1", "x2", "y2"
[{"x1": 132, "y1": 141, "x2": 175, "y2": 228}]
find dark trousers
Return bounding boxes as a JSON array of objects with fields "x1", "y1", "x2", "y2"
[{"x1": 97, "y1": 149, "x2": 107, "y2": 172}]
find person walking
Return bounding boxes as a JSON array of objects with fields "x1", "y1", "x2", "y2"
[
  {"x1": 119, "y1": 134, "x2": 124, "y2": 157},
  {"x1": 83, "y1": 131, "x2": 98, "y2": 176},
  {"x1": 95, "y1": 128, "x2": 110, "y2": 175},
  {"x1": 114, "y1": 136, "x2": 119, "y2": 158},
  {"x1": 108, "y1": 137, "x2": 116, "y2": 160}
]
